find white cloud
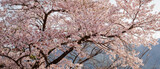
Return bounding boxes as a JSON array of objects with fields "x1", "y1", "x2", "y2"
[
  {"x1": 153, "y1": 31, "x2": 160, "y2": 39},
  {"x1": 152, "y1": 0, "x2": 160, "y2": 39}
]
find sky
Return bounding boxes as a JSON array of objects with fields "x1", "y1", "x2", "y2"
[
  {"x1": 109, "y1": 0, "x2": 160, "y2": 68},
  {"x1": 109, "y1": 0, "x2": 160, "y2": 39},
  {"x1": 151, "y1": 0, "x2": 160, "y2": 39},
  {"x1": 137, "y1": 0, "x2": 160, "y2": 68}
]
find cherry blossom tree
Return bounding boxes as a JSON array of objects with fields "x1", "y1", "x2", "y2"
[
  {"x1": 86, "y1": 45, "x2": 152, "y2": 69},
  {"x1": 0, "y1": 0, "x2": 160, "y2": 69}
]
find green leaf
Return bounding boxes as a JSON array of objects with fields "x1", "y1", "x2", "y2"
[{"x1": 29, "y1": 54, "x2": 36, "y2": 60}]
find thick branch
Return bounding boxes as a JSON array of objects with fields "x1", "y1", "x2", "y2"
[
  {"x1": 77, "y1": 33, "x2": 96, "y2": 44},
  {"x1": 79, "y1": 49, "x2": 101, "y2": 64},
  {"x1": 0, "y1": 54, "x2": 21, "y2": 68},
  {"x1": 46, "y1": 46, "x2": 74, "y2": 67},
  {"x1": 77, "y1": 35, "x2": 91, "y2": 44},
  {"x1": 16, "y1": 55, "x2": 30, "y2": 62},
  {"x1": 73, "y1": 54, "x2": 79, "y2": 63},
  {"x1": 48, "y1": 48, "x2": 56, "y2": 55},
  {"x1": 42, "y1": 9, "x2": 66, "y2": 31},
  {"x1": 32, "y1": 61, "x2": 40, "y2": 69},
  {"x1": 40, "y1": 50, "x2": 49, "y2": 64}
]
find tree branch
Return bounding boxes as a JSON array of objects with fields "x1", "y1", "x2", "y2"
[
  {"x1": 46, "y1": 46, "x2": 74, "y2": 68},
  {"x1": 79, "y1": 49, "x2": 101, "y2": 64},
  {"x1": 42, "y1": 9, "x2": 66, "y2": 31},
  {"x1": 0, "y1": 54, "x2": 22, "y2": 68},
  {"x1": 40, "y1": 50, "x2": 49, "y2": 65}
]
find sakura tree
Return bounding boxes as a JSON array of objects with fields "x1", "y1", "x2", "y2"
[{"x1": 0, "y1": 0, "x2": 160, "y2": 69}]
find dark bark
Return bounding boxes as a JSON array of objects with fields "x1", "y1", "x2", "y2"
[
  {"x1": 79, "y1": 49, "x2": 101, "y2": 64},
  {"x1": 48, "y1": 48, "x2": 56, "y2": 55},
  {"x1": 46, "y1": 47, "x2": 74, "y2": 67},
  {"x1": 0, "y1": 54, "x2": 22, "y2": 69},
  {"x1": 77, "y1": 35, "x2": 91, "y2": 44},
  {"x1": 40, "y1": 50, "x2": 49, "y2": 64},
  {"x1": 77, "y1": 33, "x2": 97, "y2": 44},
  {"x1": 42, "y1": 9, "x2": 66, "y2": 31}
]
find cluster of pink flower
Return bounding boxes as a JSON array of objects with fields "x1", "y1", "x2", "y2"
[{"x1": 0, "y1": 0, "x2": 159, "y2": 69}]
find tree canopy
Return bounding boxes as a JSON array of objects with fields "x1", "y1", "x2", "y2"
[{"x1": 0, "y1": 0, "x2": 160, "y2": 69}]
